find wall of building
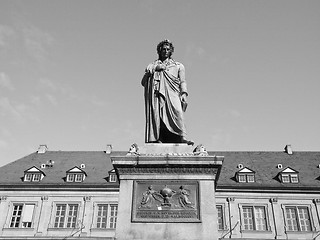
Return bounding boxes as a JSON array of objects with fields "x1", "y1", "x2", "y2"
[
  {"x1": 216, "y1": 192, "x2": 320, "y2": 239},
  {"x1": 0, "y1": 190, "x2": 118, "y2": 239}
]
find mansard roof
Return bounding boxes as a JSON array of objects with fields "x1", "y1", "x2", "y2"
[
  {"x1": 1, "y1": 150, "x2": 320, "y2": 191},
  {"x1": 214, "y1": 151, "x2": 320, "y2": 191},
  {"x1": 0, "y1": 150, "x2": 120, "y2": 189}
]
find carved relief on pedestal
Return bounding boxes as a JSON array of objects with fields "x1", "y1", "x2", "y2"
[{"x1": 132, "y1": 181, "x2": 200, "y2": 222}]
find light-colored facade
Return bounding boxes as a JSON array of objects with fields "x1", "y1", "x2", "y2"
[{"x1": 0, "y1": 145, "x2": 320, "y2": 240}]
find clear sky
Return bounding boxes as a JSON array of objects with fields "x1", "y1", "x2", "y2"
[{"x1": 0, "y1": 0, "x2": 319, "y2": 167}]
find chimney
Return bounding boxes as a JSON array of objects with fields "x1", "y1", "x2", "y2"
[
  {"x1": 37, "y1": 144, "x2": 48, "y2": 154},
  {"x1": 106, "y1": 144, "x2": 112, "y2": 154},
  {"x1": 284, "y1": 144, "x2": 293, "y2": 155}
]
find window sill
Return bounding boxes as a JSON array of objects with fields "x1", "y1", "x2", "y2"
[
  {"x1": 3, "y1": 227, "x2": 35, "y2": 231},
  {"x1": 240, "y1": 230, "x2": 272, "y2": 233},
  {"x1": 90, "y1": 228, "x2": 116, "y2": 232},
  {"x1": 47, "y1": 228, "x2": 79, "y2": 231}
]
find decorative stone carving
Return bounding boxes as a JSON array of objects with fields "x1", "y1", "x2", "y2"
[
  {"x1": 117, "y1": 167, "x2": 218, "y2": 175},
  {"x1": 84, "y1": 196, "x2": 92, "y2": 202},
  {"x1": 270, "y1": 198, "x2": 278, "y2": 203},
  {"x1": 0, "y1": 196, "x2": 7, "y2": 201},
  {"x1": 193, "y1": 144, "x2": 208, "y2": 156},
  {"x1": 132, "y1": 181, "x2": 200, "y2": 222},
  {"x1": 41, "y1": 196, "x2": 49, "y2": 201},
  {"x1": 126, "y1": 143, "x2": 140, "y2": 156},
  {"x1": 313, "y1": 199, "x2": 320, "y2": 204}
]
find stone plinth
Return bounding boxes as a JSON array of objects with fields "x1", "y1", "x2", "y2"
[{"x1": 111, "y1": 144, "x2": 223, "y2": 240}]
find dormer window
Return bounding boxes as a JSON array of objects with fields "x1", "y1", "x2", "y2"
[
  {"x1": 108, "y1": 169, "x2": 117, "y2": 183},
  {"x1": 24, "y1": 166, "x2": 45, "y2": 182},
  {"x1": 66, "y1": 166, "x2": 87, "y2": 183},
  {"x1": 236, "y1": 167, "x2": 255, "y2": 183},
  {"x1": 279, "y1": 167, "x2": 299, "y2": 183}
]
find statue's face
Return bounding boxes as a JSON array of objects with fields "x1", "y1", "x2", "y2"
[{"x1": 160, "y1": 44, "x2": 171, "y2": 59}]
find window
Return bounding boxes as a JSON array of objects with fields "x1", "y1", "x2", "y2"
[
  {"x1": 237, "y1": 174, "x2": 255, "y2": 183},
  {"x1": 216, "y1": 205, "x2": 225, "y2": 230},
  {"x1": 285, "y1": 206, "x2": 312, "y2": 232},
  {"x1": 10, "y1": 203, "x2": 35, "y2": 228},
  {"x1": 109, "y1": 174, "x2": 117, "y2": 183},
  {"x1": 247, "y1": 174, "x2": 255, "y2": 183},
  {"x1": 281, "y1": 174, "x2": 299, "y2": 183},
  {"x1": 66, "y1": 173, "x2": 84, "y2": 182},
  {"x1": 54, "y1": 204, "x2": 79, "y2": 228},
  {"x1": 24, "y1": 173, "x2": 42, "y2": 182},
  {"x1": 241, "y1": 206, "x2": 268, "y2": 231},
  {"x1": 94, "y1": 204, "x2": 118, "y2": 229}
]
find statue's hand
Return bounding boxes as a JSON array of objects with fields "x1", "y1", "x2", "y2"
[
  {"x1": 155, "y1": 64, "x2": 166, "y2": 71},
  {"x1": 181, "y1": 93, "x2": 188, "y2": 112},
  {"x1": 181, "y1": 93, "x2": 188, "y2": 104}
]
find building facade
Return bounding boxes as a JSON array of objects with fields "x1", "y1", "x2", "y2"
[{"x1": 0, "y1": 144, "x2": 320, "y2": 240}]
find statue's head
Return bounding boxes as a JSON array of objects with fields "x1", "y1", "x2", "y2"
[{"x1": 157, "y1": 39, "x2": 174, "y2": 59}]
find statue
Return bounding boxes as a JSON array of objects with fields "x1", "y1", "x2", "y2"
[{"x1": 141, "y1": 39, "x2": 193, "y2": 145}]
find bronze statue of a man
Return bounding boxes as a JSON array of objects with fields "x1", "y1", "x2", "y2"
[{"x1": 141, "y1": 40, "x2": 192, "y2": 144}]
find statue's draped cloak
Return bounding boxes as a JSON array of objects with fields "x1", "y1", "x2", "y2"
[{"x1": 141, "y1": 59, "x2": 187, "y2": 142}]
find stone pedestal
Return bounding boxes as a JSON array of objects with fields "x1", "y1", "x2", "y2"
[{"x1": 111, "y1": 144, "x2": 223, "y2": 240}]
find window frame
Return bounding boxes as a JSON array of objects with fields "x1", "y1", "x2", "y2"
[
  {"x1": 237, "y1": 173, "x2": 255, "y2": 183},
  {"x1": 109, "y1": 174, "x2": 117, "y2": 183},
  {"x1": 91, "y1": 202, "x2": 118, "y2": 230},
  {"x1": 24, "y1": 173, "x2": 42, "y2": 182},
  {"x1": 51, "y1": 202, "x2": 81, "y2": 229},
  {"x1": 283, "y1": 205, "x2": 313, "y2": 232},
  {"x1": 7, "y1": 202, "x2": 37, "y2": 229},
  {"x1": 280, "y1": 173, "x2": 299, "y2": 183},
  {"x1": 66, "y1": 173, "x2": 85, "y2": 183},
  {"x1": 239, "y1": 204, "x2": 270, "y2": 232},
  {"x1": 216, "y1": 204, "x2": 226, "y2": 231}
]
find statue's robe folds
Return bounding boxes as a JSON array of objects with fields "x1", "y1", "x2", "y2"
[{"x1": 141, "y1": 59, "x2": 188, "y2": 143}]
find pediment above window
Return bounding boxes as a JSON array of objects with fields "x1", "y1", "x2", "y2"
[{"x1": 24, "y1": 166, "x2": 45, "y2": 182}]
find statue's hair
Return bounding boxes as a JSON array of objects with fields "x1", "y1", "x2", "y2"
[{"x1": 157, "y1": 39, "x2": 174, "y2": 57}]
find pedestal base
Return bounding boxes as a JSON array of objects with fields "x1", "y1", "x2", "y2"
[{"x1": 111, "y1": 144, "x2": 223, "y2": 240}]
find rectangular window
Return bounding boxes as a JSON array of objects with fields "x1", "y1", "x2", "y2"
[
  {"x1": 242, "y1": 206, "x2": 267, "y2": 231},
  {"x1": 10, "y1": 204, "x2": 35, "y2": 228},
  {"x1": 95, "y1": 204, "x2": 118, "y2": 229},
  {"x1": 67, "y1": 174, "x2": 75, "y2": 182},
  {"x1": 247, "y1": 174, "x2": 255, "y2": 183},
  {"x1": 96, "y1": 204, "x2": 108, "y2": 228},
  {"x1": 290, "y1": 174, "x2": 299, "y2": 183},
  {"x1": 238, "y1": 174, "x2": 246, "y2": 183},
  {"x1": 75, "y1": 174, "x2": 83, "y2": 182},
  {"x1": 285, "y1": 206, "x2": 311, "y2": 232},
  {"x1": 109, "y1": 205, "x2": 118, "y2": 229},
  {"x1": 216, "y1": 205, "x2": 225, "y2": 230},
  {"x1": 109, "y1": 174, "x2": 117, "y2": 182},
  {"x1": 54, "y1": 204, "x2": 78, "y2": 228},
  {"x1": 282, "y1": 174, "x2": 290, "y2": 183},
  {"x1": 32, "y1": 174, "x2": 41, "y2": 182},
  {"x1": 24, "y1": 174, "x2": 32, "y2": 182}
]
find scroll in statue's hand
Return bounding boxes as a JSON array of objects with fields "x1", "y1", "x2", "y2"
[{"x1": 181, "y1": 93, "x2": 188, "y2": 112}]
